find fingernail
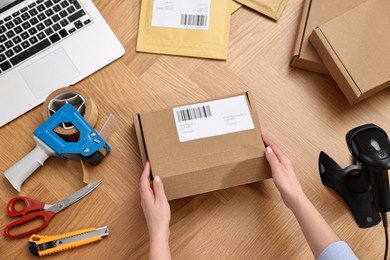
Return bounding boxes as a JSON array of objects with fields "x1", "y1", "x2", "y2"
[
  {"x1": 154, "y1": 176, "x2": 161, "y2": 183},
  {"x1": 266, "y1": 146, "x2": 272, "y2": 153}
]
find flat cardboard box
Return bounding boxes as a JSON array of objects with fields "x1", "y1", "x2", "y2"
[
  {"x1": 309, "y1": 0, "x2": 390, "y2": 104},
  {"x1": 134, "y1": 92, "x2": 271, "y2": 200},
  {"x1": 291, "y1": 0, "x2": 366, "y2": 75}
]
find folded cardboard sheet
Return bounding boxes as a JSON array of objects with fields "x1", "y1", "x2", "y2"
[
  {"x1": 134, "y1": 92, "x2": 271, "y2": 200},
  {"x1": 309, "y1": 0, "x2": 390, "y2": 104},
  {"x1": 291, "y1": 0, "x2": 366, "y2": 75}
]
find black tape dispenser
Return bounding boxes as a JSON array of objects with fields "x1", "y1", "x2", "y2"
[{"x1": 319, "y1": 124, "x2": 390, "y2": 228}]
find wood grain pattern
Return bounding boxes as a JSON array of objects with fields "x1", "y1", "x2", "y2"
[{"x1": 1, "y1": 0, "x2": 389, "y2": 259}]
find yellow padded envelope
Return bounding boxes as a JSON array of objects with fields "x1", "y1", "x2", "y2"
[
  {"x1": 231, "y1": 1, "x2": 242, "y2": 13},
  {"x1": 136, "y1": 0, "x2": 232, "y2": 60},
  {"x1": 235, "y1": 0, "x2": 288, "y2": 20}
]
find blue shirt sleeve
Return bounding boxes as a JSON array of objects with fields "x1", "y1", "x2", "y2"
[{"x1": 318, "y1": 240, "x2": 358, "y2": 260}]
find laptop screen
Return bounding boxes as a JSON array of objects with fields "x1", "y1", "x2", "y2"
[{"x1": 0, "y1": 0, "x2": 26, "y2": 13}]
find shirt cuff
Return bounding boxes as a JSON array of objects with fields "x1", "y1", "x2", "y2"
[{"x1": 318, "y1": 240, "x2": 358, "y2": 260}]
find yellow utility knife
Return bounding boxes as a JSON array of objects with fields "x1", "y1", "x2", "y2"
[{"x1": 28, "y1": 226, "x2": 109, "y2": 256}]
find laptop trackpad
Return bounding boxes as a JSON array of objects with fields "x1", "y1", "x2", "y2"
[{"x1": 20, "y1": 48, "x2": 79, "y2": 99}]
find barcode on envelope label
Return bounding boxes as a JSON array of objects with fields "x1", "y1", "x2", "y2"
[
  {"x1": 176, "y1": 105, "x2": 212, "y2": 122},
  {"x1": 180, "y1": 14, "x2": 208, "y2": 26}
]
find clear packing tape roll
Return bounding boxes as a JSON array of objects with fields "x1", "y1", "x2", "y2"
[
  {"x1": 4, "y1": 87, "x2": 114, "y2": 191},
  {"x1": 43, "y1": 87, "x2": 115, "y2": 184},
  {"x1": 42, "y1": 87, "x2": 99, "y2": 141}
]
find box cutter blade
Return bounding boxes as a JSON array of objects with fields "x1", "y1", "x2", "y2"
[{"x1": 28, "y1": 226, "x2": 109, "y2": 256}]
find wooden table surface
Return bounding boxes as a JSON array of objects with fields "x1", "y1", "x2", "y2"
[{"x1": 1, "y1": 0, "x2": 390, "y2": 259}]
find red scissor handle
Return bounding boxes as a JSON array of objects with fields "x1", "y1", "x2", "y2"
[
  {"x1": 7, "y1": 197, "x2": 46, "y2": 217},
  {"x1": 4, "y1": 210, "x2": 56, "y2": 239}
]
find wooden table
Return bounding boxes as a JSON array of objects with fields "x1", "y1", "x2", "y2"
[{"x1": 1, "y1": 0, "x2": 389, "y2": 259}]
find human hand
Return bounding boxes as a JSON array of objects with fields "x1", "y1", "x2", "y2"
[
  {"x1": 140, "y1": 162, "x2": 171, "y2": 243},
  {"x1": 262, "y1": 135, "x2": 306, "y2": 210}
]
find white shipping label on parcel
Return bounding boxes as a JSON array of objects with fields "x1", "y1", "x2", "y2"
[
  {"x1": 151, "y1": 0, "x2": 210, "y2": 30},
  {"x1": 173, "y1": 95, "x2": 255, "y2": 142}
]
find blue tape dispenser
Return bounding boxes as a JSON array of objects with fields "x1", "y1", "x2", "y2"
[{"x1": 4, "y1": 104, "x2": 111, "y2": 192}]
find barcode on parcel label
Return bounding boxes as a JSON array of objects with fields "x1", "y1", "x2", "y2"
[
  {"x1": 176, "y1": 105, "x2": 212, "y2": 122},
  {"x1": 180, "y1": 14, "x2": 208, "y2": 26}
]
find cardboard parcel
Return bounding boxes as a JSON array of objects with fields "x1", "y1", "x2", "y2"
[
  {"x1": 291, "y1": 0, "x2": 366, "y2": 75},
  {"x1": 309, "y1": 0, "x2": 390, "y2": 104},
  {"x1": 134, "y1": 92, "x2": 271, "y2": 200}
]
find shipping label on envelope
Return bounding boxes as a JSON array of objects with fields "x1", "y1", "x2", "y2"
[
  {"x1": 172, "y1": 95, "x2": 255, "y2": 142},
  {"x1": 151, "y1": 0, "x2": 211, "y2": 30},
  {"x1": 137, "y1": 0, "x2": 232, "y2": 59}
]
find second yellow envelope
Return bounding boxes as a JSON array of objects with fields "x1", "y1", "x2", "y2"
[{"x1": 235, "y1": 0, "x2": 288, "y2": 20}]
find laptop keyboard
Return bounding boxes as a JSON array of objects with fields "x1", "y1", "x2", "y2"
[{"x1": 0, "y1": 0, "x2": 92, "y2": 75}]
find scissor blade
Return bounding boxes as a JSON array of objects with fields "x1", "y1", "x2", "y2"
[{"x1": 47, "y1": 180, "x2": 102, "y2": 214}]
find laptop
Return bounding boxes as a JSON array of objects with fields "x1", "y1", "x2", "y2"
[{"x1": 0, "y1": 0, "x2": 125, "y2": 127}]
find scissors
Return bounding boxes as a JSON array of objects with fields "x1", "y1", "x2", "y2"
[{"x1": 4, "y1": 180, "x2": 102, "y2": 239}]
